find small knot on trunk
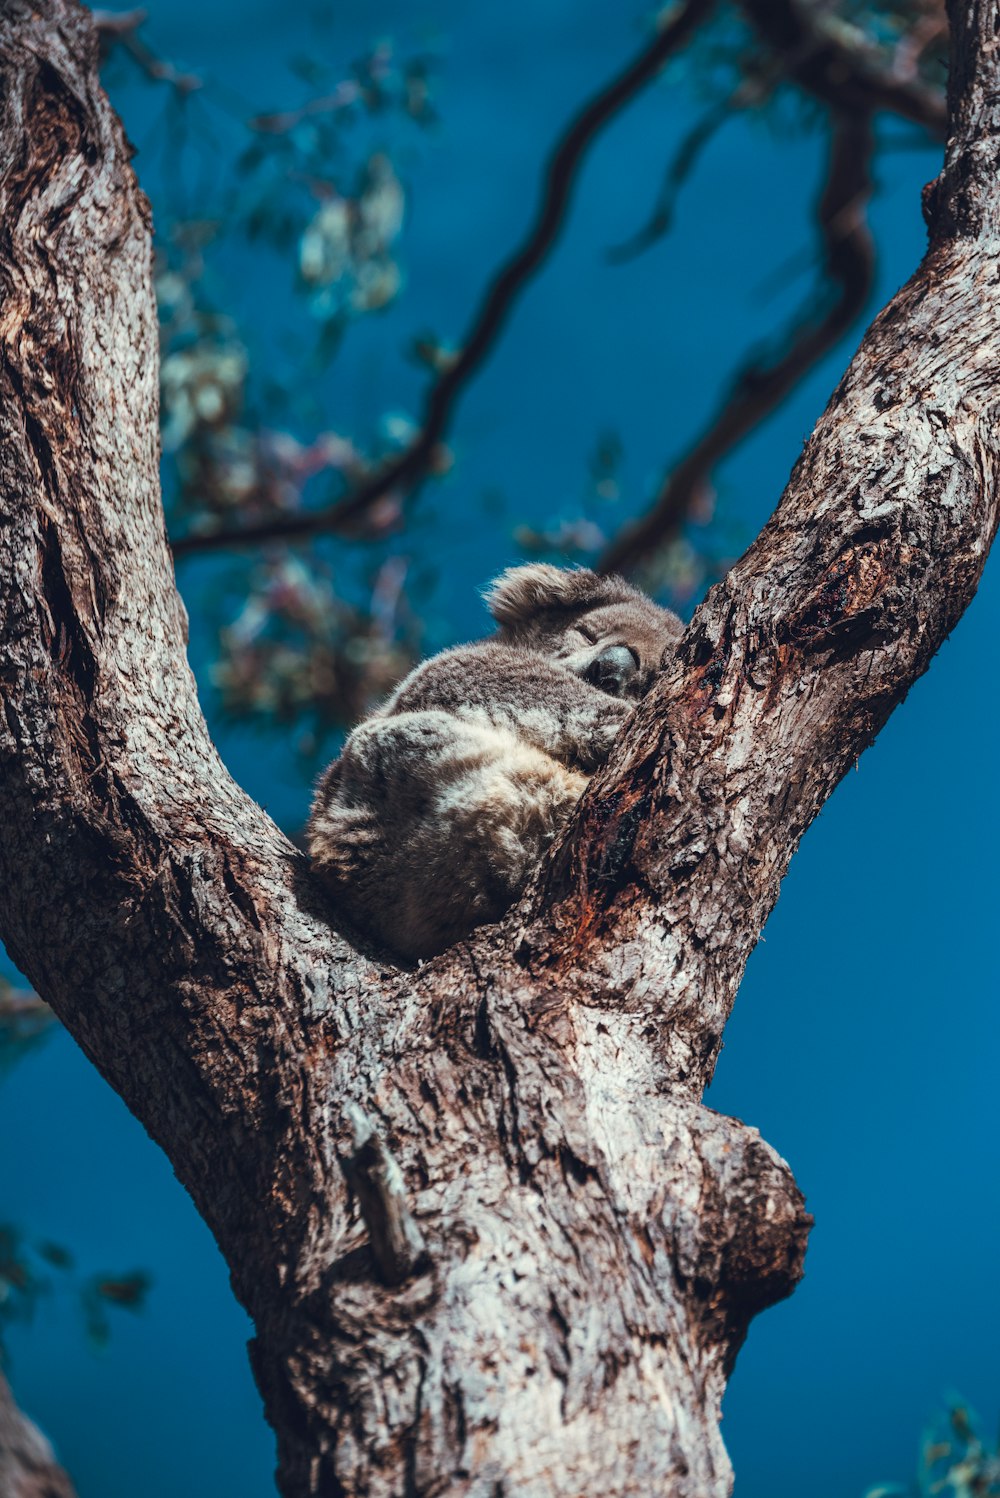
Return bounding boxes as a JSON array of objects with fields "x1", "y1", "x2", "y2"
[
  {"x1": 666, "y1": 1110, "x2": 811, "y2": 1369},
  {"x1": 341, "y1": 1103, "x2": 430, "y2": 1286}
]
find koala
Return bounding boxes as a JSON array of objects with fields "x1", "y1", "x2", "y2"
[{"x1": 306, "y1": 564, "x2": 683, "y2": 960}]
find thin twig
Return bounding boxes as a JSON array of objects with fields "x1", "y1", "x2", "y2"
[
  {"x1": 599, "y1": 0, "x2": 943, "y2": 575},
  {"x1": 599, "y1": 109, "x2": 876, "y2": 577},
  {"x1": 249, "y1": 83, "x2": 362, "y2": 135},
  {"x1": 606, "y1": 96, "x2": 734, "y2": 265},
  {"x1": 605, "y1": 56, "x2": 793, "y2": 267},
  {"x1": 93, "y1": 8, "x2": 202, "y2": 93},
  {"x1": 169, "y1": 0, "x2": 718, "y2": 559}
]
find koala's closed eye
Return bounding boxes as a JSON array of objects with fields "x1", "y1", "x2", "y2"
[{"x1": 307, "y1": 564, "x2": 683, "y2": 960}]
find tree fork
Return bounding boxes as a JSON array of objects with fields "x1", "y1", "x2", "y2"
[{"x1": 0, "y1": 2, "x2": 995, "y2": 1496}]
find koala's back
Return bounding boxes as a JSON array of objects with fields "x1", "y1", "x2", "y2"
[{"x1": 308, "y1": 669, "x2": 586, "y2": 958}]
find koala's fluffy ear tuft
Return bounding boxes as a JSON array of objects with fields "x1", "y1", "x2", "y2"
[{"x1": 485, "y1": 564, "x2": 629, "y2": 627}]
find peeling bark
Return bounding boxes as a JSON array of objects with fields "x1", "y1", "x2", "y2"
[{"x1": 0, "y1": 2, "x2": 995, "y2": 1496}]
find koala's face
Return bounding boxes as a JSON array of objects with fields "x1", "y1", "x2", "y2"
[
  {"x1": 545, "y1": 596, "x2": 680, "y2": 698},
  {"x1": 486, "y1": 564, "x2": 684, "y2": 701}
]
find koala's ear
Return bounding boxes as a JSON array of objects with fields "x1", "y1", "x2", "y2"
[{"x1": 485, "y1": 564, "x2": 609, "y2": 627}]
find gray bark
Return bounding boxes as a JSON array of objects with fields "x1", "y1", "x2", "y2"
[
  {"x1": 0, "y1": 2, "x2": 995, "y2": 1496},
  {"x1": 0, "y1": 1373, "x2": 76, "y2": 1498}
]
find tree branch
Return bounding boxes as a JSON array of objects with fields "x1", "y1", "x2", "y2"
[
  {"x1": 600, "y1": 0, "x2": 946, "y2": 577},
  {"x1": 172, "y1": 0, "x2": 944, "y2": 568},
  {"x1": 168, "y1": 0, "x2": 717, "y2": 559},
  {"x1": 600, "y1": 106, "x2": 876, "y2": 576},
  {"x1": 737, "y1": 0, "x2": 947, "y2": 136},
  {"x1": 0, "y1": 2, "x2": 996, "y2": 1496},
  {"x1": 0, "y1": 1373, "x2": 77, "y2": 1498}
]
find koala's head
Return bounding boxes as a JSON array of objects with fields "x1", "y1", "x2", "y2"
[{"x1": 485, "y1": 563, "x2": 683, "y2": 700}]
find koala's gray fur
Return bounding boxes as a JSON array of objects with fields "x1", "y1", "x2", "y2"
[{"x1": 306, "y1": 564, "x2": 683, "y2": 960}]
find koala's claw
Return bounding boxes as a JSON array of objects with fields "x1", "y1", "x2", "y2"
[{"x1": 572, "y1": 701, "x2": 632, "y2": 770}]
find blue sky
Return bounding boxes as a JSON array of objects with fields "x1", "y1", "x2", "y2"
[{"x1": 1, "y1": 3, "x2": 996, "y2": 1496}]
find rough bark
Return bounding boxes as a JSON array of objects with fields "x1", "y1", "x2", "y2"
[
  {"x1": 0, "y1": 1373, "x2": 77, "y2": 1498},
  {"x1": 0, "y1": 3, "x2": 995, "y2": 1497}
]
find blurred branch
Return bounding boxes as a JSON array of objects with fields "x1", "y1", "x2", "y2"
[
  {"x1": 93, "y1": 8, "x2": 202, "y2": 94},
  {"x1": 736, "y1": 0, "x2": 946, "y2": 136},
  {"x1": 249, "y1": 41, "x2": 434, "y2": 133},
  {"x1": 600, "y1": 0, "x2": 944, "y2": 575},
  {"x1": 890, "y1": 2, "x2": 948, "y2": 86},
  {"x1": 605, "y1": 0, "x2": 930, "y2": 269},
  {"x1": 249, "y1": 83, "x2": 363, "y2": 135},
  {"x1": 169, "y1": 0, "x2": 718, "y2": 559},
  {"x1": 600, "y1": 107, "x2": 876, "y2": 576}
]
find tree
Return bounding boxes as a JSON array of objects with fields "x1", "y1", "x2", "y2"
[
  {"x1": 0, "y1": 1370, "x2": 76, "y2": 1498},
  {"x1": 0, "y1": 1, "x2": 994, "y2": 1495}
]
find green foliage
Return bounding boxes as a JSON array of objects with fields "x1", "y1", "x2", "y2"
[
  {"x1": 213, "y1": 552, "x2": 420, "y2": 754},
  {"x1": 865, "y1": 1401, "x2": 1000, "y2": 1498},
  {"x1": 80, "y1": 1271, "x2": 153, "y2": 1349},
  {"x1": 150, "y1": 39, "x2": 443, "y2": 747},
  {"x1": 0, "y1": 978, "x2": 54, "y2": 1081},
  {"x1": 0, "y1": 989, "x2": 153, "y2": 1360},
  {"x1": 0, "y1": 1222, "x2": 151, "y2": 1358},
  {"x1": 0, "y1": 1225, "x2": 45, "y2": 1343}
]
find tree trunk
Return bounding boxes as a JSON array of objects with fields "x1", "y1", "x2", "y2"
[
  {"x1": 0, "y1": 1373, "x2": 77, "y2": 1498},
  {"x1": 0, "y1": 1, "x2": 995, "y2": 1495}
]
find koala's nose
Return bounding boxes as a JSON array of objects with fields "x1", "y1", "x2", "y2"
[{"x1": 585, "y1": 644, "x2": 640, "y2": 698}]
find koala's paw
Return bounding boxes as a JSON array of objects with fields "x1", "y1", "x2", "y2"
[{"x1": 576, "y1": 699, "x2": 633, "y2": 770}]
